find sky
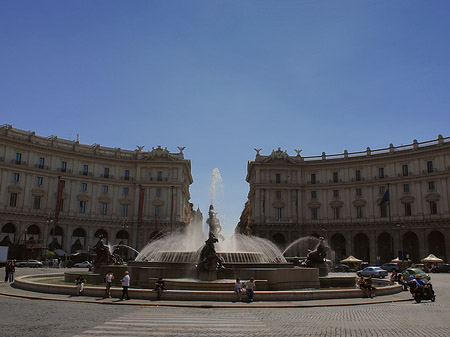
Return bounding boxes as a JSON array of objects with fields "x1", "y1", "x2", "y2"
[{"x1": 1, "y1": 1, "x2": 449, "y2": 236}]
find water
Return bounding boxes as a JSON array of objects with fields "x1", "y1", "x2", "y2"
[{"x1": 135, "y1": 168, "x2": 287, "y2": 264}]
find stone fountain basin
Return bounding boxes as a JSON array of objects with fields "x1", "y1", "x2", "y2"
[{"x1": 13, "y1": 273, "x2": 402, "y2": 302}]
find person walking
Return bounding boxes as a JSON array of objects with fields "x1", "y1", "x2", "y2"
[
  {"x1": 120, "y1": 271, "x2": 130, "y2": 300},
  {"x1": 4, "y1": 261, "x2": 11, "y2": 282},
  {"x1": 8, "y1": 261, "x2": 15, "y2": 283},
  {"x1": 105, "y1": 270, "x2": 114, "y2": 298},
  {"x1": 246, "y1": 277, "x2": 255, "y2": 302}
]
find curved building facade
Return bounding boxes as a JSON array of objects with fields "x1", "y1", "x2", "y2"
[
  {"x1": 241, "y1": 136, "x2": 450, "y2": 265},
  {"x1": 0, "y1": 125, "x2": 197, "y2": 258}
]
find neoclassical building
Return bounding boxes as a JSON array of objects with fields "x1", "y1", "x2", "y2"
[
  {"x1": 0, "y1": 125, "x2": 198, "y2": 258},
  {"x1": 239, "y1": 136, "x2": 450, "y2": 265}
]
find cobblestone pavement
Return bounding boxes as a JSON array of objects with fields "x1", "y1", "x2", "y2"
[{"x1": 1, "y1": 268, "x2": 450, "y2": 336}]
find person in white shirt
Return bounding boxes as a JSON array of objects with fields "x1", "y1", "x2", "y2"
[
  {"x1": 120, "y1": 271, "x2": 130, "y2": 300},
  {"x1": 105, "y1": 271, "x2": 114, "y2": 298}
]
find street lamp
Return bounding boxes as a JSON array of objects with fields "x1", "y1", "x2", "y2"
[{"x1": 47, "y1": 214, "x2": 55, "y2": 251}]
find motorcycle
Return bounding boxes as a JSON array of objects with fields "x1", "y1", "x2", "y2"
[{"x1": 407, "y1": 281, "x2": 436, "y2": 303}]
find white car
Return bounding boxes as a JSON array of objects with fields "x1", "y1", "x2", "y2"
[
  {"x1": 356, "y1": 266, "x2": 388, "y2": 278},
  {"x1": 74, "y1": 261, "x2": 92, "y2": 268},
  {"x1": 15, "y1": 259, "x2": 43, "y2": 268}
]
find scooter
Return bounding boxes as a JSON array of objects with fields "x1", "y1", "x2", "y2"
[{"x1": 407, "y1": 281, "x2": 436, "y2": 303}]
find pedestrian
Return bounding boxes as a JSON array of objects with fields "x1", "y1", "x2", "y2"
[
  {"x1": 154, "y1": 277, "x2": 166, "y2": 300},
  {"x1": 8, "y1": 261, "x2": 15, "y2": 282},
  {"x1": 105, "y1": 270, "x2": 114, "y2": 298},
  {"x1": 4, "y1": 261, "x2": 11, "y2": 282},
  {"x1": 75, "y1": 275, "x2": 87, "y2": 296},
  {"x1": 120, "y1": 271, "x2": 130, "y2": 300},
  {"x1": 246, "y1": 277, "x2": 255, "y2": 302},
  {"x1": 234, "y1": 278, "x2": 243, "y2": 301}
]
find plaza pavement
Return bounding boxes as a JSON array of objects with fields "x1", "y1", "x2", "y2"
[{"x1": 2, "y1": 268, "x2": 450, "y2": 336}]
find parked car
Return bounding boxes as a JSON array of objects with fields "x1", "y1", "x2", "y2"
[
  {"x1": 430, "y1": 263, "x2": 450, "y2": 273},
  {"x1": 380, "y1": 263, "x2": 399, "y2": 272},
  {"x1": 15, "y1": 259, "x2": 43, "y2": 268},
  {"x1": 402, "y1": 268, "x2": 431, "y2": 282},
  {"x1": 73, "y1": 261, "x2": 92, "y2": 268},
  {"x1": 356, "y1": 267, "x2": 388, "y2": 278},
  {"x1": 333, "y1": 264, "x2": 350, "y2": 272},
  {"x1": 412, "y1": 264, "x2": 429, "y2": 272}
]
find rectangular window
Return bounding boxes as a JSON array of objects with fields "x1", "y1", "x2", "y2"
[
  {"x1": 123, "y1": 187, "x2": 129, "y2": 195},
  {"x1": 430, "y1": 201, "x2": 437, "y2": 215},
  {"x1": 33, "y1": 196, "x2": 41, "y2": 210},
  {"x1": 379, "y1": 167, "x2": 385, "y2": 179},
  {"x1": 275, "y1": 207, "x2": 282, "y2": 219},
  {"x1": 61, "y1": 161, "x2": 67, "y2": 172},
  {"x1": 311, "y1": 208, "x2": 318, "y2": 220},
  {"x1": 157, "y1": 171, "x2": 163, "y2": 181},
  {"x1": 38, "y1": 157, "x2": 45, "y2": 169},
  {"x1": 10, "y1": 193, "x2": 17, "y2": 207},
  {"x1": 405, "y1": 203, "x2": 412, "y2": 216},
  {"x1": 403, "y1": 184, "x2": 410, "y2": 193},
  {"x1": 81, "y1": 183, "x2": 87, "y2": 192},
  {"x1": 156, "y1": 188, "x2": 162, "y2": 197},
  {"x1": 101, "y1": 203, "x2": 107, "y2": 215},
  {"x1": 104, "y1": 167, "x2": 109, "y2": 178},
  {"x1": 356, "y1": 188, "x2": 362, "y2": 197},
  {"x1": 124, "y1": 169, "x2": 130, "y2": 180},
  {"x1": 13, "y1": 173, "x2": 20, "y2": 183},
  {"x1": 15, "y1": 152, "x2": 22, "y2": 164},
  {"x1": 380, "y1": 204, "x2": 387, "y2": 217},
  {"x1": 36, "y1": 176, "x2": 43, "y2": 186},
  {"x1": 428, "y1": 181, "x2": 435, "y2": 191},
  {"x1": 356, "y1": 206, "x2": 363, "y2": 219},
  {"x1": 311, "y1": 173, "x2": 316, "y2": 184},
  {"x1": 59, "y1": 199, "x2": 64, "y2": 212},
  {"x1": 379, "y1": 186, "x2": 385, "y2": 195},
  {"x1": 275, "y1": 173, "x2": 281, "y2": 184},
  {"x1": 311, "y1": 191, "x2": 317, "y2": 199},
  {"x1": 333, "y1": 172, "x2": 339, "y2": 183},
  {"x1": 333, "y1": 207, "x2": 341, "y2": 219},
  {"x1": 427, "y1": 161, "x2": 434, "y2": 173},
  {"x1": 355, "y1": 170, "x2": 361, "y2": 181},
  {"x1": 333, "y1": 190, "x2": 339, "y2": 198},
  {"x1": 275, "y1": 191, "x2": 281, "y2": 200},
  {"x1": 82, "y1": 165, "x2": 89, "y2": 176},
  {"x1": 155, "y1": 205, "x2": 161, "y2": 217},
  {"x1": 402, "y1": 164, "x2": 409, "y2": 176},
  {"x1": 121, "y1": 204, "x2": 128, "y2": 217},
  {"x1": 79, "y1": 201, "x2": 86, "y2": 214},
  {"x1": 102, "y1": 185, "x2": 108, "y2": 193}
]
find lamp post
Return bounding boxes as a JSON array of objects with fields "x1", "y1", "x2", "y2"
[{"x1": 47, "y1": 214, "x2": 55, "y2": 251}]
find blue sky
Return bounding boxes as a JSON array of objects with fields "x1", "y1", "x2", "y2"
[{"x1": 1, "y1": 1, "x2": 449, "y2": 235}]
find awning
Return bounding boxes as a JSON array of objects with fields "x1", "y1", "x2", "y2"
[
  {"x1": 421, "y1": 254, "x2": 444, "y2": 263},
  {"x1": 340, "y1": 255, "x2": 363, "y2": 263}
]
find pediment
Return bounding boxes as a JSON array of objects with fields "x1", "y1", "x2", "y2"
[
  {"x1": 98, "y1": 196, "x2": 111, "y2": 203},
  {"x1": 400, "y1": 195, "x2": 415, "y2": 204},
  {"x1": 425, "y1": 193, "x2": 440, "y2": 202},
  {"x1": 31, "y1": 188, "x2": 46, "y2": 196},
  {"x1": 330, "y1": 200, "x2": 344, "y2": 208},
  {"x1": 119, "y1": 198, "x2": 132, "y2": 205},
  {"x1": 308, "y1": 201, "x2": 321, "y2": 208},
  {"x1": 77, "y1": 193, "x2": 90, "y2": 201},
  {"x1": 352, "y1": 199, "x2": 367, "y2": 207},
  {"x1": 8, "y1": 185, "x2": 22, "y2": 193}
]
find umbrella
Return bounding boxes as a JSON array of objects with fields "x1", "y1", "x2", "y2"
[
  {"x1": 340, "y1": 255, "x2": 363, "y2": 263},
  {"x1": 421, "y1": 254, "x2": 443, "y2": 263}
]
